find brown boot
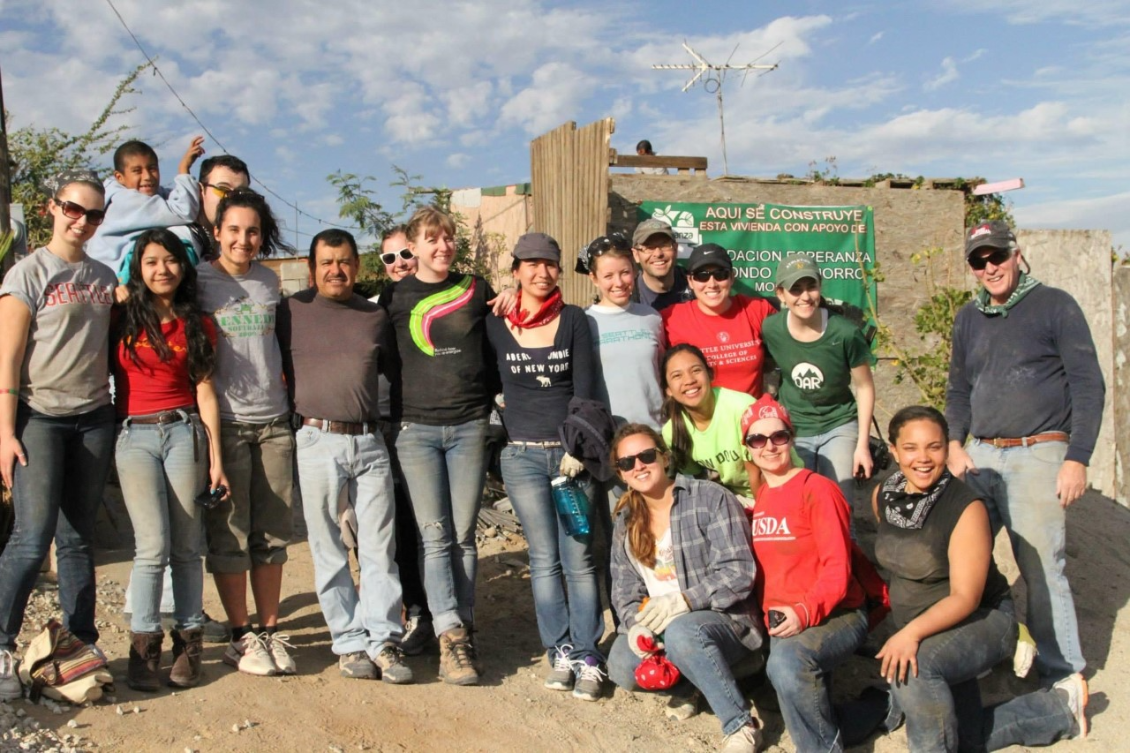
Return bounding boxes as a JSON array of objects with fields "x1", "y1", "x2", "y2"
[
  {"x1": 438, "y1": 627, "x2": 479, "y2": 686},
  {"x1": 127, "y1": 631, "x2": 163, "y2": 692},
  {"x1": 169, "y1": 628, "x2": 203, "y2": 688}
]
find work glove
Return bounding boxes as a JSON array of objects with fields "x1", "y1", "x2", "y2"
[
  {"x1": 628, "y1": 623, "x2": 661, "y2": 658},
  {"x1": 338, "y1": 505, "x2": 358, "y2": 551},
  {"x1": 1013, "y1": 623, "x2": 1038, "y2": 678},
  {"x1": 559, "y1": 452, "x2": 585, "y2": 478},
  {"x1": 637, "y1": 593, "x2": 691, "y2": 634}
]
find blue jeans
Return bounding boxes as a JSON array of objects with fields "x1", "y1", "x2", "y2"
[
  {"x1": 394, "y1": 418, "x2": 488, "y2": 635},
  {"x1": 500, "y1": 444, "x2": 603, "y2": 661},
  {"x1": 116, "y1": 413, "x2": 207, "y2": 633},
  {"x1": 608, "y1": 611, "x2": 755, "y2": 736},
  {"x1": 0, "y1": 403, "x2": 115, "y2": 647},
  {"x1": 297, "y1": 426, "x2": 402, "y2": 656},
  {"x1": 766, "y1": 607, "x2": 868, "y2": 752},
  {"x1": 965, "y1": 439, "x2": 1083, "y2": 680},
  {"x1": 794, "y1": 422, "x2": 858, "y2": 531}
]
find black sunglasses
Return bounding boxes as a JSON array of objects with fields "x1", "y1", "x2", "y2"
[
  {"x1": 744, "y1": 430, "x2": 792, "y2": 449},
  {"x1": 615, "y1": 447, "x2": 661, "y2": 471},
  {"x1": 380, "y1": 248, "x2": 414, "y2": 265},
  {"x1": 691, "y1": 268, "x2": 730, "y2": 283},
  {"x1": 586, "y1": 233, "x2": 631, "y2": 257},
  {"x1": 56, "y1": 199, "x2": 106, "y2": 226},
  {"x1": 968, "y1": 248, "x2": 1013, "y2": 271}
]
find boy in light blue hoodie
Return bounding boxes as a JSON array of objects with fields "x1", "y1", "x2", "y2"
[{"x1": 87, "y1": 136, "x2": 206, "y2": 286}]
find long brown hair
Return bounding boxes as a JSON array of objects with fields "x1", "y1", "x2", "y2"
[
  {"x1": 661, "y1": 344, "x2": 713, "y2": 472},
  {"x1": 610, "y1": 423, "x2": 671, "y2": 569}
]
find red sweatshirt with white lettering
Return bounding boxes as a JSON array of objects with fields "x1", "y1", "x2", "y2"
[{"x1": 751, "y1": 469, "x2": 865, "y2": 629}]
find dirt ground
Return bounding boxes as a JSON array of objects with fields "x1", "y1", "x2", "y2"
[{"x1": 8, "y1": 489, "x2": 1128, "y2": 752}]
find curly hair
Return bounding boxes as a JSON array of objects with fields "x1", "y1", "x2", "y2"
[
  {"x1": 118, "y1": 228, "x2": 215, "y2": 384},
  {"x1": 213, "y1": 188, "x2": 287, "y2": 258}
]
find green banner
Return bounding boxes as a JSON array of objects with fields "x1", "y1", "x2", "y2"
[{"x1": 639, "y1": 202, "x2": 876, "y2": 317}]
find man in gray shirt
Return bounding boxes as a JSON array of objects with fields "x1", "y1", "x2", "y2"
[{"x1": 277, "y1": 229, "x2": 411, "y2": 684}]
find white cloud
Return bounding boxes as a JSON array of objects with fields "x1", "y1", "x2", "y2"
[
  {"x1": 1014, "y1": 191, "x2": 1130, "y2": 250},
  {"x1": 947, "y1": 0, "x2": 1130, "y2": 27},
  {"x1": 446, "y1": 153, "x2": 471, "y2": 169},
  {"x1": 868, "y1": 31, "x2": 885, "y2": 44},
  {"x1": 498, "y1": 62, "x2": 593, "y2": 135},
  {"x1": 925, "y1": 57, "x2": 960, "y2": 91}
]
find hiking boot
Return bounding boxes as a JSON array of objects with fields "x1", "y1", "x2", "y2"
[
  {"x1": 201, "y1": 611, "x2": 230, "y2": 644},
  {"x1": 338, "y1": 651, "x2": 377, "y2": 680},
  {"x1": 720, "y1": 720, "x2": 763, "y2": 753},
  {"x1": 169, "y1": 628, "x2": 203, "y2": 688},
  {"x1": 1054, "y1": 672, "x2": 1089, "y2": 739},
  {"x1": 266, "y1": 633, "x2": 297, "y2": 675},
  {"x1": 571, "y1": 656, "x2": 606, "y2": 702},
  {"x1": 544, "y1": 645, "x2": 574, "y2": 691},
  {"x1": 374, "y1": 644, "x2": 414, "y2": 685},
  {"x1": 665, "y1": 686, "x2": 701, "y2": 721},
  {"x1": 127, "y1": 631, "x2": 164, "y2": 692},
  {"x1": 400, "y1": 611, "x2": 435, "y2": 656},
  {"x1": 438, "y1": 627, "x2": 479, "y2": 686},
  {"x1": 0, "y1": 649, "x2": 22, "y2": 701},
  {"x1": 223, "y1": 632, "x2": 276, "y2": 676}
]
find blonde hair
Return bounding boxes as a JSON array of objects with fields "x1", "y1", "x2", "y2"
[{"x1": 405, "y1": 206, "x2": 456, "y2": 245}]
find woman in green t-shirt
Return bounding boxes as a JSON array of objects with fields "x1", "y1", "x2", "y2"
[
  {"x1": 660, "y1": 344, "x2": 758, "y2": 500},
  {"x1": 762, "y1": 254, "x2": 875, "y2": 522}
]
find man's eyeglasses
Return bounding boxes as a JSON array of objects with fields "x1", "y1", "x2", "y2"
[
  {"x1": 202, "y1": 183, "x2": 234, "y2": 199},
  {"x1": 55, "y1": 200, "x2": 106, "y2": 226},
  {"x1": 615, "y1": 448, "x2": 661, "y2": 471},
  {"x1": 968, "y1": 248, "x2": 1013, "y2": 271},
  {"x1": 380, "y1": 248, "x2": 414, "y2": 266},
  {"x1": 744, "y1": 430, "x2": 792, "y2": 449},
  {"x1": 690, "y1": 268, "x2": 730, "y2": 283}
]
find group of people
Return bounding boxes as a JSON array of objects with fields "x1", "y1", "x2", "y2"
[{"x1": 0, "y1": 133, "x2": 1105, "y2": 753}]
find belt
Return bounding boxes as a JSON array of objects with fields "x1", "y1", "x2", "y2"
[
  {"x1": 303, "y1": 417, "x2": 376, "y2": 436},
  {"x1": 508, "y1": 440, "x2": 562, "y2": 448},
  {"x1": 126, "y1": 408, "x2": 198, "y2": 425},
  {"x1": 975, "y1": 432, "x2": 1068, "y2": 449}
]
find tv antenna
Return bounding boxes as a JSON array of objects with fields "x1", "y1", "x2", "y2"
[{"x1": 653, "y1": 41, "x2": 780, "y2": 176}]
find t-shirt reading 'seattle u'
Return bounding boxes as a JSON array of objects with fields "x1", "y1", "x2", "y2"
[
  {"x1": 379, "y1": 273, "x2": 500, "y2": 425},
  {"x1": 0, "y1": 248, "x2": 116, "y2": 416},
  {"x1": 195, "y1": 261, "x2": 289, "y2": 423},
  {"x1": 662, "y1": 294, "x2": 776, "y2": 397}
]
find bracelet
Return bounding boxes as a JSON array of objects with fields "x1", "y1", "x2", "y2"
[{"x1": 1, "y1": 389, "x2": 18, "y2": 396}]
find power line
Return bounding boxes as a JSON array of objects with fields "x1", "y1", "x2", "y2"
[{"x1": 102, "y1": 0, "x2": 362, "y2": 233}]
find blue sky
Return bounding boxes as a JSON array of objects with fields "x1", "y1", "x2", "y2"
[{"x1": 3, "y1": 0, "x2": 1128, "y2": 250}]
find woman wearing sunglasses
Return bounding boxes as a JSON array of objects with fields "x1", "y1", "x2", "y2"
[
  {"x1": 661, "y1": 344, "x2": 759, "y2": 500},
  {"x1": 762, "y1": 254, "x2": 875, "y2": 526},
  {"x1": 872, "y1": 406, "x2": 1086, "y2": 751},
  {"x1": 113, "y1": 228, "x2": 228, "y2": 691},
  {"x1": 661, "y1": 243, "x2": 775, "y2": 397},
  {"x1": 485, "y1": 232, "x2": 605, "y2": 700},
  {"x1": 0, "y1": 171, "x2": 118, "y2": 699},
  {"x1": 606, "y1": 423, "x2": 764, "y2": 753},
  {"x1": 379, "y1": 207, "x2": 513, "y2": 686},
  {"x1": 742, "y1": 393, "x2": 869, "y2": 753}
]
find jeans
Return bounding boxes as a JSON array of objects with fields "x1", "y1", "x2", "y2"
[
  {"x1": 384, "y1": 433, "x2": 428, "y2": 618},
  {"x1": 766, "y1": 607, "x2": 868, "y2": 752},
  {"x1": 794, "y1": 422, "x2": 858, "y2": 530},
  {"x1": 0, "y1": 403, "x2": 115, "y2": 647},
  {"x1": 296, "y1": 426, "x2": 402, "y2": 656},
  {"x1": 116, "y1": 413, "x2": 207, "y2": 633},
  {"x1": 964, "y1": 439, "x2": 1083, "y2": 680},
  {"x1": 394, "y1": 418, "x2": 488, "y2": 636},
  {"x1": 500, "y1": 444, "x2": 604, "y2": 660},
  {"x1": 608, "y1": 611, "x2": 755, "y2": 736}
]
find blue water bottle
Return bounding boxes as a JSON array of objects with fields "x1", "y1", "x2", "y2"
[{"x1": 551, "y1": 475, "x2": 590, "y2": 537}]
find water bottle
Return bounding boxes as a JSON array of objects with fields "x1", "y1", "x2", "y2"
[{"x1": 551, "y1": 475, "x2": 590, "y2": 537}]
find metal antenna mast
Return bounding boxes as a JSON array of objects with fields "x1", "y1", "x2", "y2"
[{"x1": 653, "y1": 41, "x2": 779, "y2": 175}]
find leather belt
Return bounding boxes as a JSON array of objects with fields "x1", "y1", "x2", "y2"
[
  {"x1": 975, "y1": 432, "x2": 1068, "y2": 449},
  {"x1": 303, "y1": 417, "x2": 375, "y2": 436},
  {"x1": 127, "y1": 408, "x2": 198, "y2": 425}
]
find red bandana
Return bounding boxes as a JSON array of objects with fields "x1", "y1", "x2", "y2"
[{"x1": 507, "y1": 288, "x2": 564, "y2": 329}]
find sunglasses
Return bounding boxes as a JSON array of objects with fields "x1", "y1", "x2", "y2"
[
  {"x1": 56, "y1": 200, "x2": 106, "y2": 226},
  {"x1": 615, "y1": 447, "x2": 661, "y2": 471},
  {"x1": 587, "y1": 234, "x2": 631, "y2": 257},
  {"x1": 691, "y1": 268, "x2": 730, "y2": 283},
  {"x1": 381, "y1": 248, "x2": 414, "y2": 266},
  {"x1": 744, "y1": 430, "x2": 792, "y2": 449},
  {"x1": 968, "y1": 248, "x2": 1013, "y2": 271},
  {"x1": 202, "y1": 182, "x2": 234, "y2": 199}
]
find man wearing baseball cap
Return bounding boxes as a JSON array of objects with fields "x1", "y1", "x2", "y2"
[
  {"x1": 630, "y1": 219, "x2": 693, "y2": 311},
  {"x1": 945, "y1": 219, "x2": 1104, "y2": 685}
]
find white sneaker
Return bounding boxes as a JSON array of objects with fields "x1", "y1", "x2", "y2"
[
  {"x1": 0, "y1": 649, "x2": 22, "y2": 701},
  {"x1": 223, "y1": 632, "x2": 277, "y2": 676},
  {"x1": 720, "y1": 720, "x2": 763, "y2": 753},
  {"x1": 266, "y1": 633, "x2": 297, "y2": 675},
  {"x1": 1053, "y1": 672, "x2": 1088, "y2": 739}
]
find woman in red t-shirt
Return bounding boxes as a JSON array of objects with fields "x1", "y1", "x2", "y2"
[
  {"x1": 743, "y1": 393, "x2": 868, "y2": 752},
  {"x1": 113, "y1": 228, "x2": 227, "y2": 692}
]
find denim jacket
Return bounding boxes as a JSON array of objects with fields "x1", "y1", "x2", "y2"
[{"x1": 611, "y1": 474, "x2": 763, "y2": 651}]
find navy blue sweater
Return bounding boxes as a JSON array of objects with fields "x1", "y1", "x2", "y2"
[{"x1": 945, "y1": 284, "x2": 1105, "y2": 465}]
